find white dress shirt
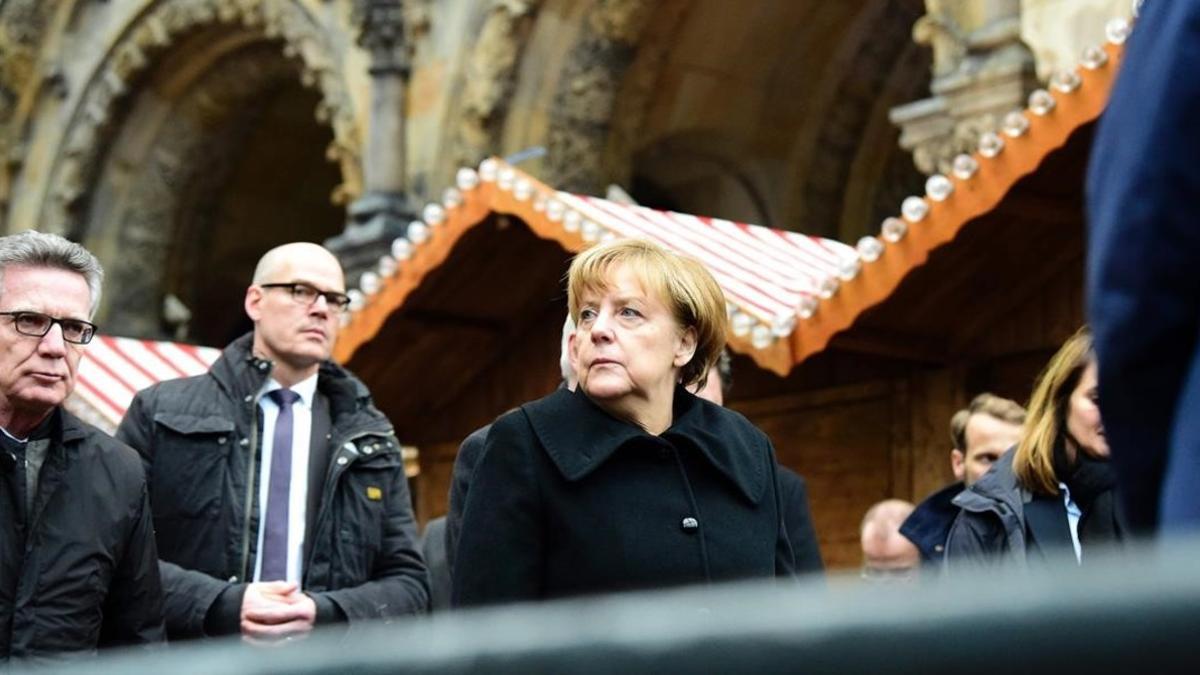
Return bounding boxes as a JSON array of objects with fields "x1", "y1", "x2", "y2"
[
  {"x1": 1059, "y1": 481, "x2": 1083, "y2": 564},
  {"x1": 253, "y1": 373, "x2": 318, "y2": 585}
]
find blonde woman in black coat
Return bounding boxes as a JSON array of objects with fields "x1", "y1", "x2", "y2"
[{"x1": 453, "y1": 239, "x2": 795, "y2": 606}]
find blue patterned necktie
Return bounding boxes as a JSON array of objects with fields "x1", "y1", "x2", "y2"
[{"x1": 261, "y1": 388, "x2": 300, "y2": 581}]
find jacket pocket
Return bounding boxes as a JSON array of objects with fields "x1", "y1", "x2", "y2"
[
  {"x1": 330, "y1": 452, "x2": 401, "y2": 582},
  {"x1": 149, "y1": 413, "x2": 236, "y2": 519}
]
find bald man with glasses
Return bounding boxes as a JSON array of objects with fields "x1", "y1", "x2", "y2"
[{"x1": 118, "y1": 242, "x2": 428, "y2": 643}]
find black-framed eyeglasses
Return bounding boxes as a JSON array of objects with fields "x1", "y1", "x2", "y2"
[
  {"x1": 0, "y1": 311, "x2": 97, "y2": 344},
  {"x1": 260, "y1": 283, "x2": 351, "y2": 313}
]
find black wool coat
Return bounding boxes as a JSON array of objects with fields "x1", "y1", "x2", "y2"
[{"x1": 453, "y1": 386, "x2": 795, "y2": 607}]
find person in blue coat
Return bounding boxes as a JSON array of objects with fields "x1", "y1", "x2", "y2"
[{"x1": 1086, "y1": 1, "x2": 1200, "y2": 534}]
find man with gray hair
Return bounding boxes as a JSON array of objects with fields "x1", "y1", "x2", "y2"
[{"x1": 0, "y1": 231, "x2": 164, "y2": 661}]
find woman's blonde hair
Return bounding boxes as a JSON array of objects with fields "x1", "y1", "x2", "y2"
[
  {"x1": 566, "y1": 239, "x2": 727, "y2": 388},
  {"x1": 1013, "y1": 327, "x2": 1096, "y2": 496}
]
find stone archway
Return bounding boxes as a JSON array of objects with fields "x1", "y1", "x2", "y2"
[
  {"x1": 39, "y1": 0, "x2": 361, "y2": 342},
  {"x1": 520, "y1": 0, "x2": 930, "y2": 241}
]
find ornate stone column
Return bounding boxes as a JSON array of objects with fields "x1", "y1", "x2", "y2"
[
  {"x1": 325, "y1": 0, "x2": 418, "y2": 283},
  {"x1": 888, "y1": 0, "x2": 1037, "y2": 176}
]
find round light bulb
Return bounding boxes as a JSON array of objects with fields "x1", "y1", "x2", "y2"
[
  {"x1": 442, "y1": 187, "x2": 463, "y2": 209},
  {"x1": 1080, "y1": 46, "x2": 1108, "y2": 70},
  {"x1": 731, "y1": 311, "x2": 754, "y2": 337},
  {"x1": 1050, "y1": 69, "x2": 1082, "y2": 94},
  {"x1": 422, "y1": 203, "x2": 446, "y2": 226},
  {"x1": 478, "y1": 158, "x2": 499, "y2": 182},
  {"x1": 1028, "y1": 89, "x2": 1056, "y2": 116},
  {"x1": 1105, "y1": 17, "x2": 1130, "y2": 45},
  {"x1": 881, "y1": 217, "x2": 908, "y2": 243},
  {"x1": 407, "y1": 221, "x2": 430, "y2": 244},
  {"x1": 1001, "y1": 110, "x2": 1030, "y2": 138},
  {"x1": 377, "y1": 255, "x2": 397, "y2": 277},
  {"x1": 951, "y1": 154, "x2": 979, "y2": 180},
  {"x1": 857, "y1": 236, "x2": 884, "y2": 263},
  {"x1": 390, "y1": 237, "x2": 413, "y2": 261},
  {"x1": 513, "y1": 178, "x2": 533, "y2": 201},
  {"x1": 750, "y1": 324, "x2": 773, "y2": 350},
  {"x1": 455, "y1": 167, "x2": 480, "y2": 190},
  {"x1": 359, "y1": 271, "x2": 380, "y2": 296},
  {"x1": 978, "y1": 131, "x2": 1005, "y2": 158},
  {"x1": 797, "y1": 295, "x2": 819, "y2": 320},
  {"x1": 902, "y1": 196, "x2": 929, "y2": 222},
  {"x1": 925, "y1": 175, "x2": 953, "y2": 202}
]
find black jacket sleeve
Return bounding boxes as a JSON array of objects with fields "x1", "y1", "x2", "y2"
[
  {"x1": 116, "y1": 388, "x2": 239, "y2": 638},
  {"x1": 307, "y1": 456, "x2": 430, "y2": 620},
  {"x1": 99, "y1": 484, "x2": 166, "y2": 648},
  {"x1": 778, "y1": 467, "x2": 824, "y2": 574},
  {"x1": 943, "y1": 510, "x2": 1009, "y2": 573},
  {"x1": 445, "y1": 425, "x2": 489, "y2": 574},
  {"x1": 1085, "y1": 1, "x2": 1200, "y2": 533},
  {"x1": 115, "y1": 390, "x2": 154, "y2": 470},
  {"x1": 452, "y1": 415, "x2": 544, "y2": 607}
]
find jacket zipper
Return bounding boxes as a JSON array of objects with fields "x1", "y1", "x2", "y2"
[
  {"x1": 239, "y1": 397, "x2": 260, "y2": 581},
  {"x1": 302, "y1": 427, "x2": 393, "y2": 582}
]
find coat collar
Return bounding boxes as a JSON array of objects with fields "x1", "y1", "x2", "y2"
[
  {"x1": 209, "y1": 332, "x2": 388, "y2": 432},
  {"x1": 521, "y1": 386, "x2": 768, "y2": 505},
  {"x1": 953, "y1": 448, "x2": 1028, "y2": 515},
  {"x1": 60, "y1": 408, "x2": 88, "y2": 443},
  {"x1": 899, "y1": 481, "x2": 963, "y2": 561}
]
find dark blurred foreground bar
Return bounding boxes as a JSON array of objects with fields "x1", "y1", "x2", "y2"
[{"x1": 20, "y1": 537, "x2": 1200, "y2": 674}]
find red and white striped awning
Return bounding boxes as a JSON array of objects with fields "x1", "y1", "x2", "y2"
[
  {"x1": 67, "y1": 335, "x2": 220, "y2": 433},
  {"x1": 556, "y1": 193, "x2": 856, "y2": 329},
  {"x1": 334, "y1": 159, "x2": 863, "y2": 374}
]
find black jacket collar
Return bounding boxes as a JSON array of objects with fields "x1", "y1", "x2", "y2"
[
  {"x1": 209, "y1": 332, "x2": 390, "y2": 434},
  {"x1": 900, "y1": 481, "x2": 963, "y2": 562},
  {"x1": 521, "y1": 386, "x2": 768, "y2": 505}
]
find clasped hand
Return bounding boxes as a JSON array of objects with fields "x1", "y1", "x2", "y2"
[{"x1": 240, "y1": 581, "x2": 317, "y2": 645}]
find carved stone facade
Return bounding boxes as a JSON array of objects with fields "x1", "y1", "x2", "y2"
[
  {"x1": 0, "y1": 0, "x2": 1131, "y2": 334},
  {"x1": 890, "y1": 0, "x2": 1133, "y2": 176},
  {"x1": 889, "y1": 0, "x2": 1036, "y2": 176},
  {"x1": 1, "y1": 0, "x2": 366, "y2": 338},
  {"x1": 450, "y1": 0, "x2": 543, "y2": 171}
]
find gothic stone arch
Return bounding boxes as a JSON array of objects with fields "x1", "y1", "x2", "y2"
[{"x1": 39, "y1": 0, "x2": 363, "y2": 338}]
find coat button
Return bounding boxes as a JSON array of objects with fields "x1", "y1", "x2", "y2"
[
  {"x1": 681, "y1": 517, "x2": 699, "y2": 533},
  {"x1": 257, "y1": 362, "x2": 269, "y2": 372},
  {"x1": 343, "y1": 442, "x2": 356, "y2": 452},
  {"x1": 218, "y1": 436, "x2": 227, "y2": 445},
  {"x1": 240, "y1": 438, "x2": 249, "y2": 447},
  {"x1": 244, "y1": 395, "x2": 253, "y2": 403},
  {"x1": 934, "y1": 544, "x2": 944, "y2": 553},
  {"x1": 337, "y1": 456, "x2": 349, "y2": 466},
  {"x1": 363, "y1": 445, "x2": 374, "y2": 455},
  {"x1": 228, "y1": 575, "x2": 239, "y2": 583}
]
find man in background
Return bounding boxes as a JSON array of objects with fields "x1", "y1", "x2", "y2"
[
  {"x1": 861, "y1": 500, "x2": 919, "y2": 582},
  {"x1": 901, "y1": 394, "x2": 1025, "y2": 565}
]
